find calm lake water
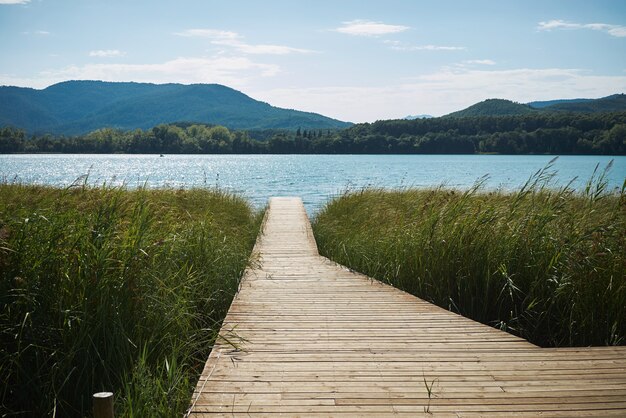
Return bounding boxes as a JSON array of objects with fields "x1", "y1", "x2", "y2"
[{"x1": 1, "y1": 154, "x2": 624, "y2": 213}]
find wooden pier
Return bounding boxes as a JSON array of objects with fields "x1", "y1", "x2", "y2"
[{"x1": 188, "y1": 197, "x2": 626, "y2": 417}]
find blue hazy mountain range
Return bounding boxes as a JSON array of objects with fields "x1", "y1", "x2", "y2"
[
  {"x1": 0, "y1": 80, "x2": 351, "y2": 134},
  {"x1": 444, "y1": 94, "x2": 626, "y2": 118},
  {"x1": 1, "y1": 80, "x2": 624, "y2": 135}
]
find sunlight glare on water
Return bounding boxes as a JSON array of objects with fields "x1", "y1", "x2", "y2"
[{"x1": 1, "y1": 154, "x2": 624, "y2": 214}]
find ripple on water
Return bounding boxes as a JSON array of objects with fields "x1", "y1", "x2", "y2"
[{"x1": 1, "y1": 154, "x2": 624, "y2": 214}]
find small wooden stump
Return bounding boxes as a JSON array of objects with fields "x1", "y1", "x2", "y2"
[{"x1": 93, "y1": 392, "x2": 114, "y2": 418}]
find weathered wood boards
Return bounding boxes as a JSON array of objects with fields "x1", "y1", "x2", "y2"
[{"x1": 188, "y1": 197, "x2": 626, "y2": 417}]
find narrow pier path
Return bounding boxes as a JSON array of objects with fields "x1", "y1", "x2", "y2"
[{"x1": 188, "y1": 197, "x2": 626, "y2": 417}]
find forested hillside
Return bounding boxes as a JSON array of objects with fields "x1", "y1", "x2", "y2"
[
  {"x1": 446, "y1": 94, "x2": 626, "y2": 117},
  {"x1": 0, "y1": 81, "x2": 350, "y2": 134},
  {"x1": 1, "y1": 111, "x2": 624, "y2": 155},
  {"x1": 538, "y1": 94, "x2": 626, "y2": 113},
  {"x1": 445, "y1": 99, "x2": 536, "y2": 117}
]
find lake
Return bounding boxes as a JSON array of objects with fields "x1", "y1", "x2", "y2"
[{"x1": 1, "y1": 154, "x2": 624, "y2": 213}]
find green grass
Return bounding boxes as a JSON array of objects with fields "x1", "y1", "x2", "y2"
[
  {"x1": 313, "y1": 163, "x2": 625, "y2": 347},
  {"x1": 0, "y1": 183, "x2": 263, "y2": 417}
]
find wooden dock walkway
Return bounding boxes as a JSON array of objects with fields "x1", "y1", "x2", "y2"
[{"x1": 188, "y1": 197, "x2": 626, "y2": 417}]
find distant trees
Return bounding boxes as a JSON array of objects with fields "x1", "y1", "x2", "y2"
[
  {"x1": 0, "y1": 127, "x2": 25, "y2": 153},
  {"x1": 1, "y1": 112, "x2": 625, "y2": 155}
]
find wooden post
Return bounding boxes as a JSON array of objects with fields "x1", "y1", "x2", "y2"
[{"x1": 93, "y1": 392, "x2": 114, "y2": 418}]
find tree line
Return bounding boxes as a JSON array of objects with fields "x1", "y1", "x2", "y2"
[{"x1": 1, "y1": 111, "x2": 625, "y2": 155}]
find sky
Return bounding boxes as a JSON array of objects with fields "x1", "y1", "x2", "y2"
[{"x1": 1, "y1": 0, "x2": 625, "y2": 122}]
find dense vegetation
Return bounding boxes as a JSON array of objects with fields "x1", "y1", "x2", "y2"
[
  {"x1": 2, "y1": 110, "x2": 625, "y2": 154},
  {"x1": 342, "y1": 111, "x2": 626, "y2": 154},
  {"x1": 528, "y1": 97, "x2": 593, "y2": 109},
  {"x1": 313, "y1": 163, "x2": 626, "y2": 347},
  {"x1": 531, "y1": 94, "x2": 626, "y2": 113},
  {"x1": 0, "y1": 184, "x2": 263, "y2": 416},
  {"x1": 447, "y1": 94, "x2": 626, "y2": 117},
  {"x1": 0, "y1": 81, "x2": 350, "y2": 135},
  {"x1": 445, "y1": 99, "x2": 536, "y2": 117}
]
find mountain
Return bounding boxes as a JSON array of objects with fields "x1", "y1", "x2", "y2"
[
  {"x1": 535, "y1": 94, "x2": 626, "y2": 113},
  {"x1": 0, "y1": 81, "x2": 351, "y2": 134},
  {"x1": 445, "y1": 99, "x2": 536, "y2": 118},
  {"x1": 445, "y1": 94, "x2": 626, "y2": 118},
  {"x1": 527, "y1": 98, "x2": 593, "y2": 109},
  {"x1": 404, "y1": 114, "x2": 433, "y2": 120}
]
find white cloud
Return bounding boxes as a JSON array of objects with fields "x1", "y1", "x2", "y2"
[
  {"x1": 175, "y1": 28, "x2": 314, "y2": 55},
  {"x1": 388, "y1": 43, "x2": 465, "y2": 51},
  {"x1": 334, "y1": 20, "x2": 410, "y2": 37},
  {"x1": 212, "y1": 40, "x2": 314, "y2": 55},
  {"x1": 0, "y1": 56, "x2": 280, "y2": 89},
  {"x1": 22, "y1": 30, "x2": 50, "y2": 36},
  {"x1": 538, "y1": 19, "x2": 626, "y2": 38},
  {"x1": 251, "y1": 68, "x2": 626, "y2": 122},
  {"x1": 174, "y1": 29, "x2": 240, "y2": 40},
  {"x1": 89, "y1": 49, "x2": 125, "y2": 58},
  {"x1": 413, "y1": 45, "x2": 464, "y2": 51},
  {"x1": 0, "y1": 0, "x2": 30, "y2": 4},
  {"x1": 463, "y1": 59, "x2": 496, "y2": 65}
]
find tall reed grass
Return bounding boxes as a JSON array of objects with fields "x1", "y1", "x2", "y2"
[
  {"x1": 0, "y1": 183, "x2": 262, "y2": 416},
  {"x1": 313, "y1": 162, "x2": 625, "y2": 347}
]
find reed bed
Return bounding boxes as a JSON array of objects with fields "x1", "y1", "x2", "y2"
[
  {"x1": 313, "y1": 163, "x2": 625, "y2": 347},
  {"x1": 0, "y1": 183, "x2": 263, "y2": 416}
]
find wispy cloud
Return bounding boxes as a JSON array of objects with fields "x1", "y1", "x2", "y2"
[
  {"x1": 174, "y1": 28, "x2": 314, "y2": 55},
  {"x1": 212, "y1": 40, "x2": 313, "y2": 55},
  {"x1": 384, "y1": 40, "x2": 465, "y2": 51},
  {"x1": 0, "y1": 0, "x2": 31, "y2": 4},
  {"x1": 174, "y1": 29, "x2": 240, "y2": 40},
  {"x1": 334, "y1": 20, "x2": 410, "y2": 37},
  {"x1": 538, "y1": 19, "x2": 626, "y2": 38},
  {"x1": 22, "y1": 30, "x2": 50, "y2": 36},
  {"x1": 394, "y1": 44, "x2": 465, "y2": 51},
  {"x1": 89, "y1": 49, "x2": 125, "y2": 58},
  {"x1": 0, "y1": 56, "x2": 281, "y2": 89},
  {"x1": 463, "y1": 59, "x2": 496, "y2": 65}
]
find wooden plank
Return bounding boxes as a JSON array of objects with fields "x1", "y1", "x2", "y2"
[{"x1": 187, "y1": 197, "x2": 626, "y2": 417}]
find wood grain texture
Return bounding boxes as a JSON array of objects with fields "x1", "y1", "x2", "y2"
[{"x1": 188, "y1": 197, "x2": 626, "y2": 417}]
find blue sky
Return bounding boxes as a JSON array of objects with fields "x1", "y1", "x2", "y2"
[{"x1": 1, "y1": 0, "x2": 625, "y2": 121}]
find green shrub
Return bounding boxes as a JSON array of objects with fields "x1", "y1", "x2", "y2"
[
  {"x1": 313, "y1": 163, "x2": 625, "y2": 347},
  {"x1": 0, "y1": 184, "x2": 262, "y2": 416}
]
